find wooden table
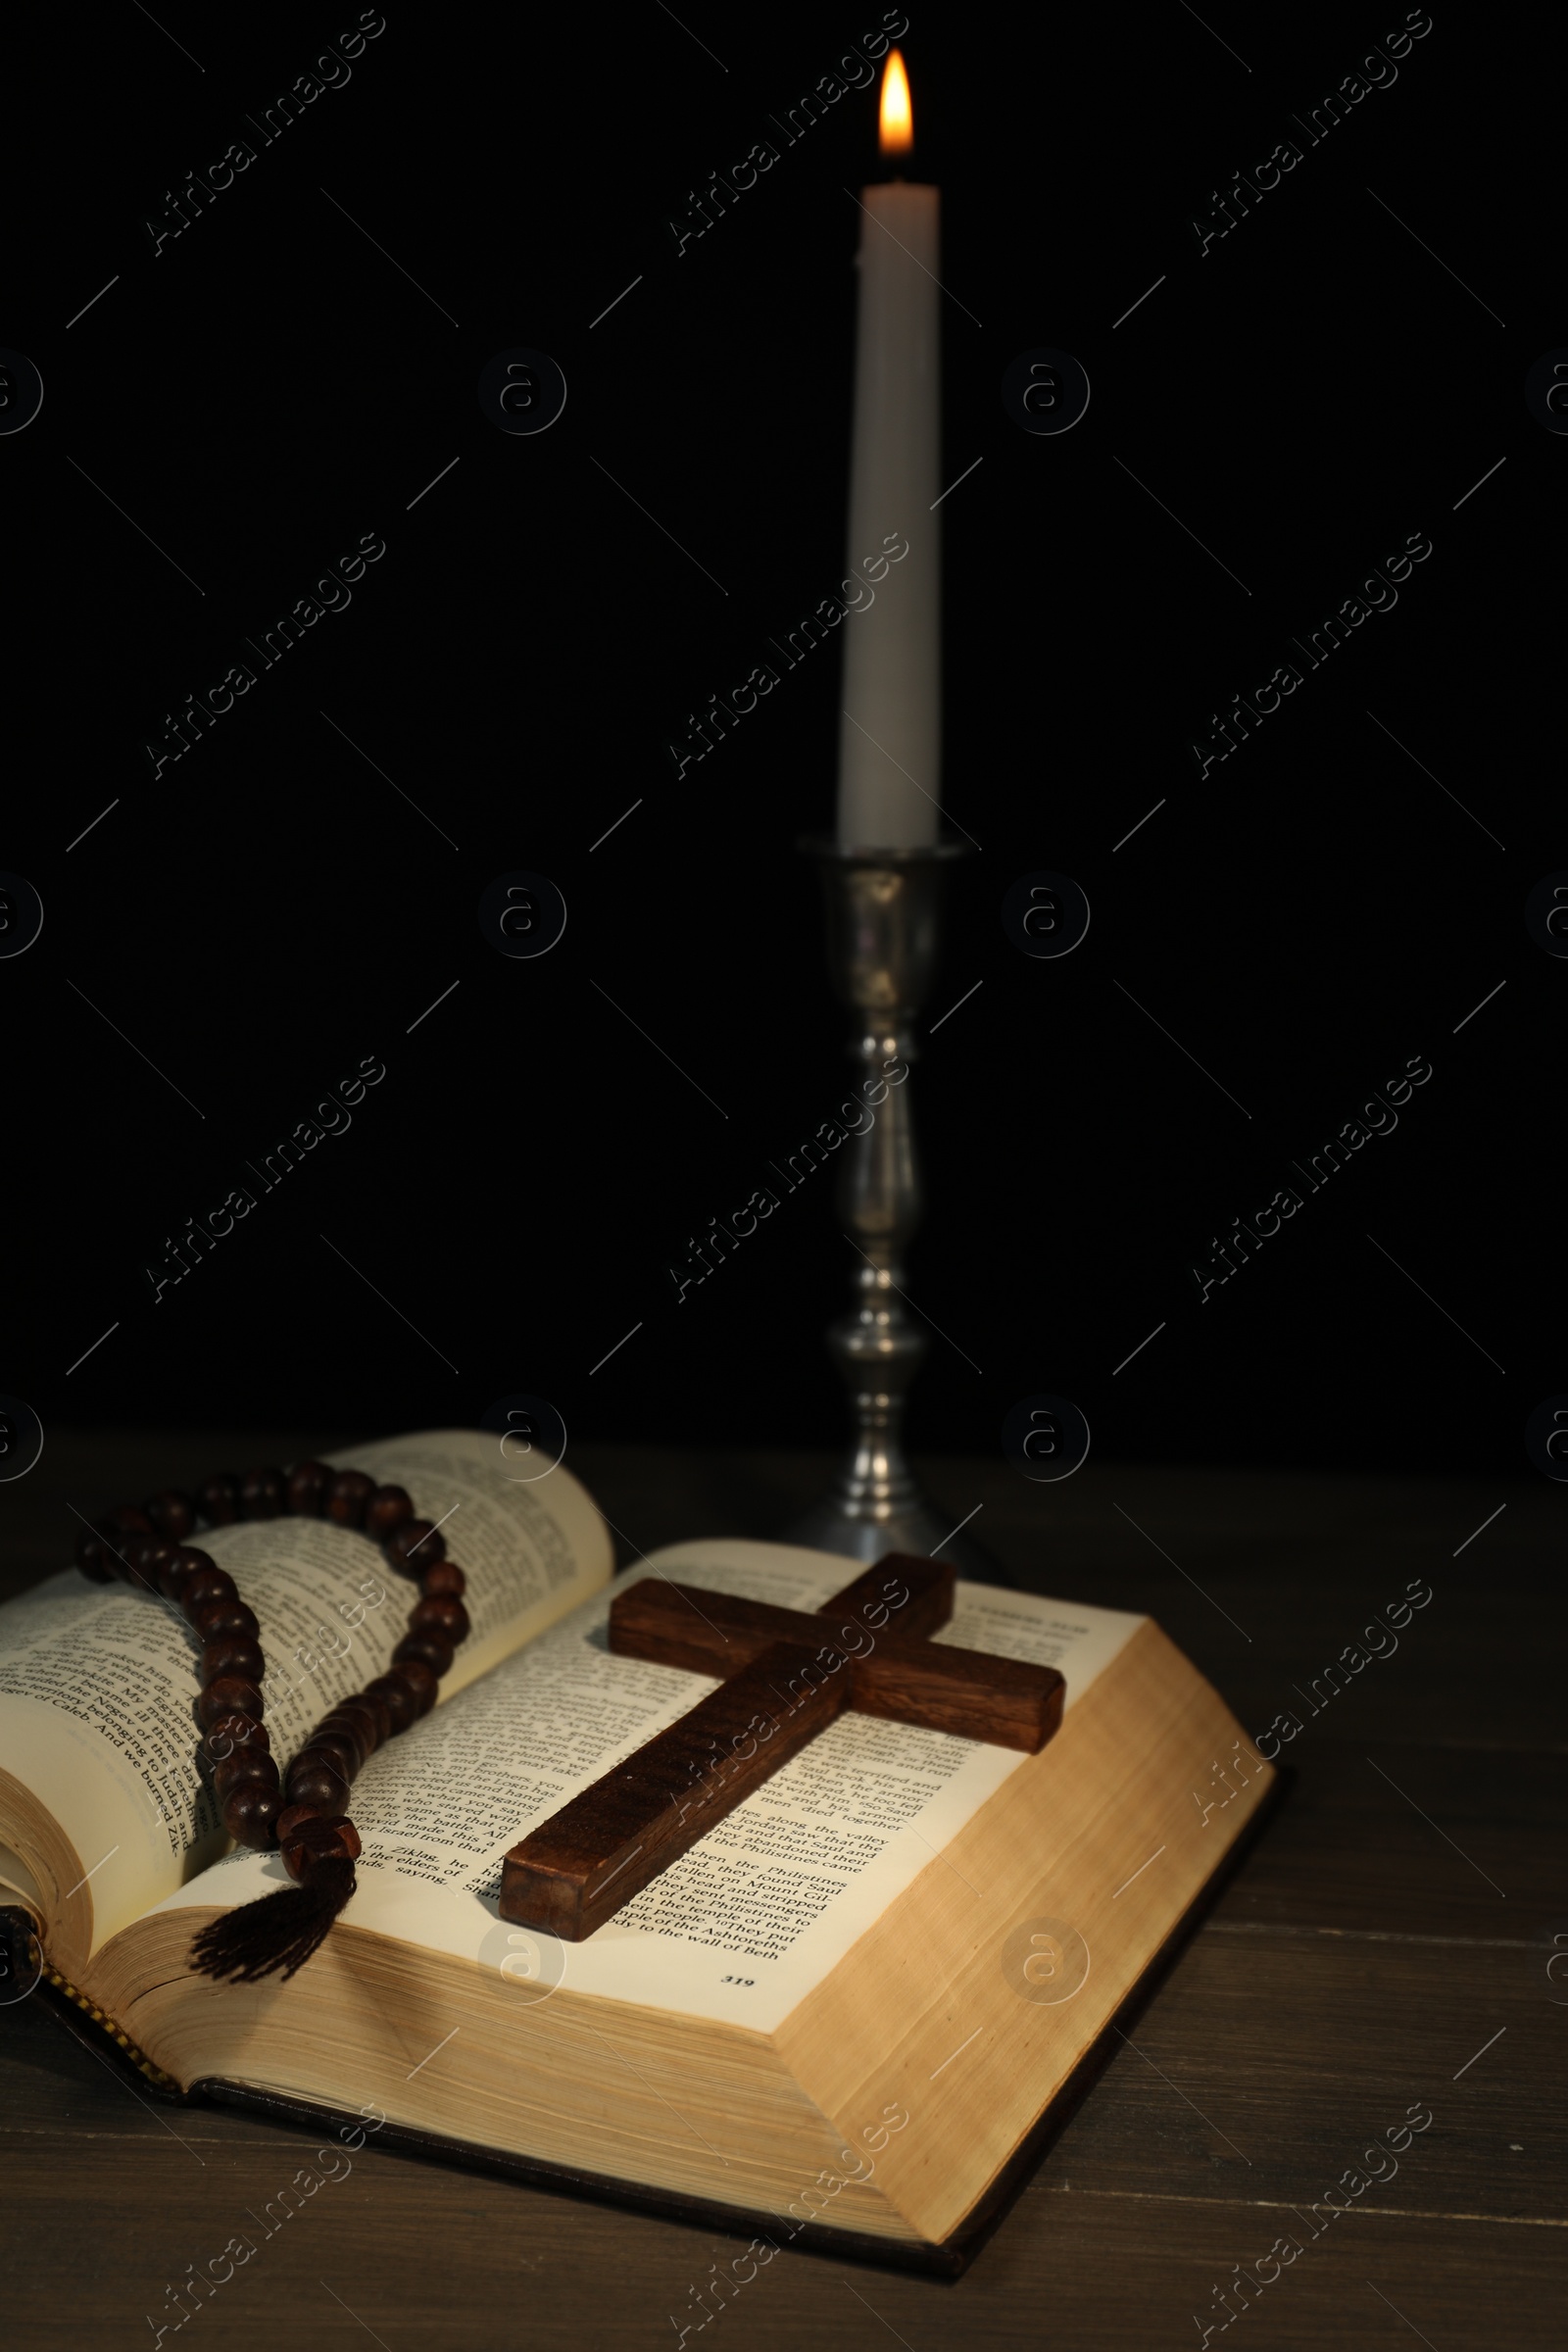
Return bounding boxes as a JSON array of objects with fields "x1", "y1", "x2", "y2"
[{"x1": 3, "y1": 1435, "x2": 1562, "y2": 2349}]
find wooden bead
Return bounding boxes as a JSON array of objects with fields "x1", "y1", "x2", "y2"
[
  {"x1": 285, "y1": 1460, "x2": 333, "y2": 1516},
  {"x1": 201, "y1": 1635, "x2": 266, "y2": 1686},
  {"x1": 283, "y1": 1806, "x2": 364, "y2": 1862},
  {"x1": 197, "y1": 1473, "x2": 242, "y2": 1526},
  {"x1": 107, "y1": 1504, "x2": 155, "y2": 1543},
  {"x1": 321, "y1": 1698, "x2": 380, "y2": 1760},
  {"x1": 145, "y1": 1489, "x2": 198, "y2": 1543},
  {"x1": 159, "y1": 1544, "x2": 206, "y2": 1602},
  {"x1": 278, "y1": 1838, "x2": 310, "y2": 1883},
  {"x1": 214, "y1": 1749, "x2": 279, "y2": 1802},
  {"x1": 143, "y1": 1541, "x2": 181, "y2": 1595},
  {"x1": 74, "y1": 1520, "x2": 121, "y2": 1583},
  {"x1": 394, "y1": 1630, "x2": 454, "y2": 1680},
  {"x1": 114, "y1": 1529, "x2": 154, "y2": 1579},
  {"x1": 193, "y1": 1593, "x2": 260, "y2": 1644},
  {"x1": 384, "y1": 1517, "x2": 442, "y2": 1574},
  {"x1": 299, "y1": 1813, "x2": 361, "y2": 1860},
  {"x1": 419, "y1": 1558, "x2": 466, "y2": 1600},
  {"x1": 388, "y1": 1656, "x2": 440, "y2": 1715},
  {"x1": 181, "y1": 1564, "x2": 238, "y2": 1623},
  {"x1": 282, "y1": 1813, "x2": 362, "y2": 1880},
  {"x1": 276, "y1": 1802, "x2": 325, "y2": 1843},
  {"x1": 202, "y1": 1714, "x2": 270, "y2": 1764},
  {"x1": 122, "y1": 1534, "x2": 173, "y2": 1594},
  {"x1": 305, "y1": 1725, "x2": 361, "y2": 1781},
  {"x1": 411, "y1": 1593, "x2": 469, "y2": 1645},
  {"x1": 198, "y1": 1676, "x2": 264, "y2": 1728},
  {"x1": 325, "y1": 1469, "x2": 375, "y2": 1529},
  {"x1": 223, "y1": 1782, "x2": 283, "y2": 1848},
  {"x1": 365, "y1": 1484, "x2": 414, "y2": 1540},
  {"x1": 285, "y1": 1756, "x2": 351, "y2": 1812},
  {"x1": 239, "y1": 1466, "x2": 285, "y2": 1519},
  {"x1": 366, "y1": 1671, "x2": 419, "y2": 1734},
  {"x1": 312, "y1": 1716, "x2": 368, "y2": 1773},
  {"x1": 350, "y1": 1689, "x2": 393, "y2": 1746},
  {"x1": 333, "y1": 1693, "x2": 385, "y2": 1749}
]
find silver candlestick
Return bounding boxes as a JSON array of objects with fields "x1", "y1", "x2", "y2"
[{"x1": 786, "y1": 840, "x2": 1000, "y2": 1580}]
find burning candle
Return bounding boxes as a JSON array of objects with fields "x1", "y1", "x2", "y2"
[{"x1": 835, "y1": 49, "x2": 941, "y2": 852}]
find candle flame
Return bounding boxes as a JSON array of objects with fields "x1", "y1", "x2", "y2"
[{"x1": 879, "y1": 49, "x2": 912, "y2": 154}]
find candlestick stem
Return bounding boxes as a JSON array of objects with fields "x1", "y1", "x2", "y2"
[{"x1": 786, "y1": 841, "x2": 1001, "y2": 1581}]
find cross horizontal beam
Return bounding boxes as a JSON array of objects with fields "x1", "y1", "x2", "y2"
[{"x1": 611, "y1": 1577, "x2": 1063, "y2": 1750}]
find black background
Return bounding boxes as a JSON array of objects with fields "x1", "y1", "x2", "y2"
[{"x1": 4, "y1": 2, "x2": 1553, "y2": 1485}]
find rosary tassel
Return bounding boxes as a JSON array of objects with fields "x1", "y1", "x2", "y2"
[{"x1": 189, "y1": 1852, "x2": 357, "y2": 1984}]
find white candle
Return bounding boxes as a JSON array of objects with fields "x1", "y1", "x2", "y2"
[{"x1": 836, "y1": 50, "x2": 941, "y2": 852}]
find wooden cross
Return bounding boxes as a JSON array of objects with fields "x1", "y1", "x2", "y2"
[{"x1": 500, "y1": 1556, "x2": 1065, "y2": 1940}]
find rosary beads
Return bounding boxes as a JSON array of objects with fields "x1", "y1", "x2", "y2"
[{"x1": 75, "y1": 1461, "x2": 469, "y2": 1979}]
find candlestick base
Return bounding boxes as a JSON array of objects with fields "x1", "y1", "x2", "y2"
[
  {"x1": 784, "y1": 839, "x2": 1009, "y2": 1588},
  {"x1": 787, "y1": 1483, "x2": 998, "y2": 1584}
]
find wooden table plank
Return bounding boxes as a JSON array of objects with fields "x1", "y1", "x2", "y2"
[
  {"x1": 1, "y1": 2109, "x2": 1561, "y2": 2350},
  {"x1": 1208, "y1": 1742, "x2": 1565, "y2": 1936}
]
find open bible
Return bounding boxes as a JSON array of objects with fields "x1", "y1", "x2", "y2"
[{"x1": 0, "y1": 1430, "x2": 1273, "y2": 2267}]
